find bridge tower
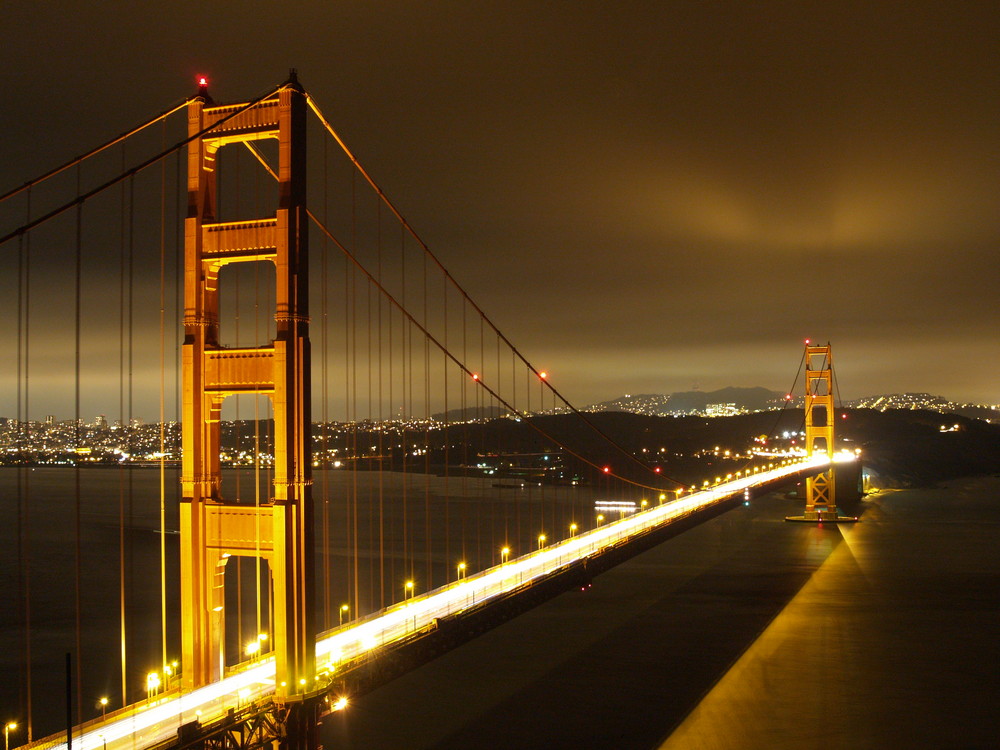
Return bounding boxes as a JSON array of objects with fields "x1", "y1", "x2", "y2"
[
  {"x1": 179, "y1": 76, "x2": 315, "y2": 706},
  {"x1": 786, "y1": 343, "x2": 856, "y2": 523}
]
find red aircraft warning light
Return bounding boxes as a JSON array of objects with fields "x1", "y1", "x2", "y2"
[
  {"x1": 603, "y1": 466, "x2": 611, "y2": 474},
  {"x1": 539, "y1": 371, "x2": 548, "y2": 379},
  {"x1": 471, "y1": 373, "x2": 479, "y2": 381}
]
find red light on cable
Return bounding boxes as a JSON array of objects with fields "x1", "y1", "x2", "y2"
[
  {"x1": 603, "y1": 466, "x2": 611, "y2": 474},
  {"x1": 471, "y1": 373, "x2": 479, "y2": 381},
  {"x1": 654, "y1": 467, "x2": 661, "y2": 473},
  {"x1": 539, "y1": 371, "x2": 548, "y2": 380},
  {"x1": 785, "y1": 394, "x2": 793, "y2": 401}
]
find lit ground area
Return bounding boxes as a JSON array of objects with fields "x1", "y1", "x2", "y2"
[{"x1": 321, "y1": 477, "x2": 1000, "y2": 749}]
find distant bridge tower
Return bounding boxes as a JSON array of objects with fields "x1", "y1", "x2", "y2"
[
  {"x1": 179, "y1": 75, "x2": 315, "y2": 707},
  {"x1": 787, "y1": 343, "x2": 856, "y2": 523}
]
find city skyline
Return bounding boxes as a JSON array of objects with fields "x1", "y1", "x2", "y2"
[{"x1": 1, "y1": 3, "x2": 997, "y2": 414}]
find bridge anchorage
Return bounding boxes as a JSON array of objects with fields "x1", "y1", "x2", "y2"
[{"x1": 786, "y1": 343, "x2": 859, "y2": 523}]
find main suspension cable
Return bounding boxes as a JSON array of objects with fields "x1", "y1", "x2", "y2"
[
  {"x1": 305, "y1": 92, "x2": 678, "y2": 487},
  {"x1": 0, "y1": 84, "x2": 286, "y2": 248},
  {"x1": 0, "y1": 100, "x2": 190, "y2": 205},
  {"x1": 307, "y1": 209, "x2": 672, "y2": 495}
]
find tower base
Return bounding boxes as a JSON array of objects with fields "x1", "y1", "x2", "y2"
[{"x1": 785, "y1": 509, "x2": 859, "y2": 523}]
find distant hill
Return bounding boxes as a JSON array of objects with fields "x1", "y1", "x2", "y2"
[
  {"x1": 431, "y1": 405, "x2": 507, "y2": 422},
  {"x1": 845, "y1": 393, "x2": 999, "y2": 422},
  {"x1": 666, "y1": 387, "x2": 785, "y2": 413},
  {"x1": 434, "y1": 409, "x2": 1000, "y2": 489},
  {"x1": 588, "y1": 387, "x2": 786, "y2": 415}
]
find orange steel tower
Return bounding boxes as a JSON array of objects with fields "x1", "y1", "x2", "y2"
[
  {"x1": 803, "y1": 344, "x2": 836, "y2": 519},
  {"x1": 179, "y1": 77, "x2": 314, "y2": 698},
  {"x1": 787, "y1": 343, "x2": 856, "y2": 522}
]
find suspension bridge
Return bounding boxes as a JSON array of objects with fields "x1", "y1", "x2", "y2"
[{"x1": 0, "y1": 73, "x2": 858, "y2": 750}]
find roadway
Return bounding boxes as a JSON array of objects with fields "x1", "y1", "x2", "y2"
[{"x1": 21, "y1": 453, "x2": 855, "y2": 750}]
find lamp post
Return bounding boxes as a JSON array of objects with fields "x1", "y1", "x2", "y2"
[
  {"x1": 5, "y1": 722, "x2": 17, "y2": 750},
  {"x1": 146, "y1": 672, "x2": 160, "y2": 702},
  {"x1": 501, "y1": 546, "x2": 510, "y2": 564},
  {"x1": 404, "y1": 580, "x2": 414, "y2": 601},
  {"x1": 339, "y1": 604, "x2": 349, "y2": 627},
  {"x1": 99, "y1": 696, "x2": 108, "y2": 721},
  {"x1": 596, "y1": 514, "x2": 605, "y2": 527},
  {"x1": 569, "y1": 523, "x2": 577, "y2": 537},
  {"x1": 457, "y1": 562, "x2": 467, "y2": 581},
  {"x1": 537, "y1": 533, "x2": 546, "y2": 550}
]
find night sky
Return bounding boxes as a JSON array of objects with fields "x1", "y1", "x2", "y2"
[{"x1": 1, "y1": 2, "x2": 998, "y2": 414}]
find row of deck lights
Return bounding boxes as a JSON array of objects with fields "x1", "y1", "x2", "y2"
[
  {"x1": 81, "y1": 459, "x2": 803, "y2": 738},
  {"x1": 402, "y1": 458, "x2": 802, "y2": 597}
]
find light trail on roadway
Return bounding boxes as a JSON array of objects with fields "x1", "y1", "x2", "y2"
[{"x1": 24, "y1": 453, "x2": 855, "y2": 750}]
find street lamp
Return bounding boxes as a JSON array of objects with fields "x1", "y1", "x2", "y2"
[
  {"x1": 245, "y1": 640, "x2": 261, "y2": 659},
  {"x1": 569, "y1": 523, "x2": 577, "y2": 537},
  {"x1": 596, "y1": 514, "x2": 604, "y2": 526},
  {"x1": 501, "y1": 546, "x2": 510, "y2": 564},
  {"x1": 404, "y1": 580, "x2": 414, "y2": 601},
  {"x1": 457, "y1": 561, "x2": 467, "y2": 580},
  {"x1": 5, "y1": 722, "x2": 18, "y2": 750},
  {"x1": 640, "y1": 499, "x2": 648, "y2": 511},
  {"x1": 339, "y1": 604, "x2": 349, "y2": 627},
  {"x1": 146, "y1": 672, "x2": 160, "y2": 701},
  {"x1": 537, "y1": 533, "x2": 546, "y2": 550},
  {"x1": 659, "y1": 493, "x2": 666, "y2": 503},
  {"x1": 99, "y1": 696, "x2": 108, "y2": 720}
]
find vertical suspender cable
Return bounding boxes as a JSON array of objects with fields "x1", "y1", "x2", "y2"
[
  {"x1": 351, "y1": 170, "x2": 360, "y2": 616},
  {"x1": 159, "y1": 119, "x2": 168, "y2": 681},
  {"x1": 16, "y1": 230, "x2": 26, "y2": 733},
  {"x1": 424, "y1": 253, "x2": 432, "y2": 587},
  {"x1": 73, "y1": 166, "x2": 84, "y2": 735},
  {"x1": 20, "y1": 189, "x2": 35, "y2": 741},
  {"x1": 321, "y1": 133, "x2": 331, "y2": 629},
  {"x1": 127, "y1": 173, "x2": 136, "y2": 702},
  {"x1": 344, "y1": 212, "x2": 353, "y2": 610},
  {"x1": 377, "y1": 201, "x2": 385, "y2": 609},
  {"x1": 118, "y1": 147, "x2": 128, "y2": 708},
  {"x1": 442, "y1": 271, "x2": 450, "y2": 576}
]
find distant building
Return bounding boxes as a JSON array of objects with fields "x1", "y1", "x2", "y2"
[{"x1": 705, "y1": 403, "x2": 742, "y2": 417}]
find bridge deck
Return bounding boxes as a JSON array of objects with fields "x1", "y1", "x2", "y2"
[{"x1": 20, "y1": 455, "x2": 855, "y2": 750}]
